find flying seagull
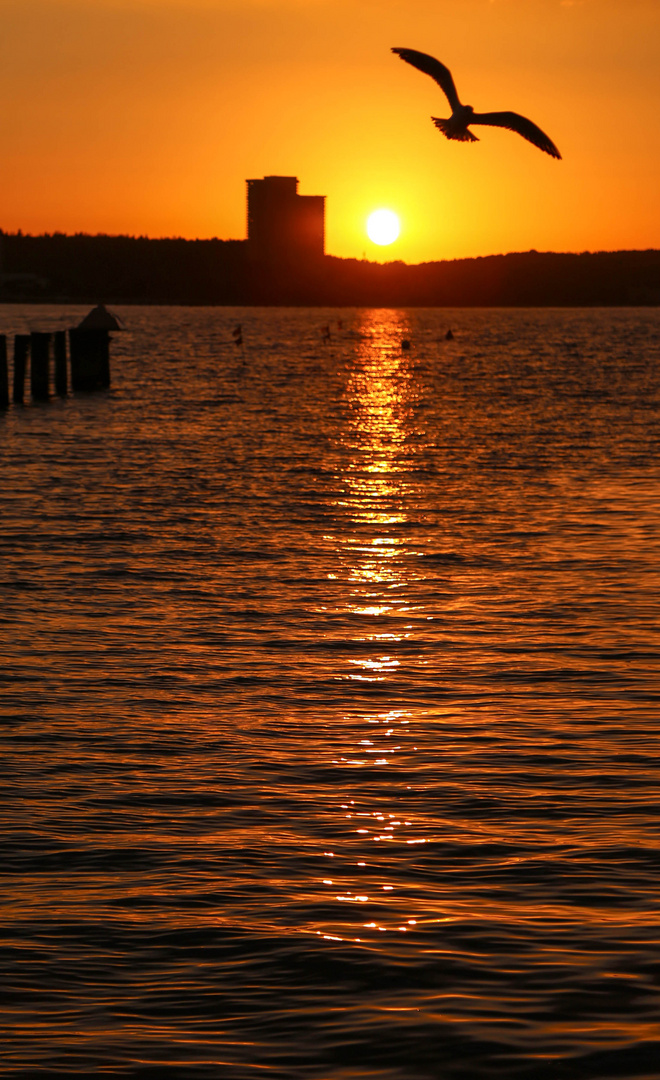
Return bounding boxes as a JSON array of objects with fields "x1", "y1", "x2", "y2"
[{"x1": 392, "y1": 47, "x2": 561, "y2": 159}]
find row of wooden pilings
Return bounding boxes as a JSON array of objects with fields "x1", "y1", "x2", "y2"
[{"x1": 0, "y1": 329, "x2": 111, "y2": 408}]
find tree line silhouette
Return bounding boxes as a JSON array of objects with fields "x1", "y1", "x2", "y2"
[{"x1": 1, "y1": 231, "x2": 659, "y2": 306}]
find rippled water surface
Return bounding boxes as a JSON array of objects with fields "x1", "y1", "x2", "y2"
[{"x1": 2, "y1": 305, "x2": 659, "y2": 1079}]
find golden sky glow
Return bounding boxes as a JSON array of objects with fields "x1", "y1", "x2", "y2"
[{"x1": 1, "y1": 0, "x2": 659, "y2": 261}]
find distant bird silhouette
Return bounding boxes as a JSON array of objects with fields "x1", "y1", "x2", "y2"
[{"x1": 392, "y1": 48, "x2": 561, "y2": 159}]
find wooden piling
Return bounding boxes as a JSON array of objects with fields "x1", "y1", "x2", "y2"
[
  {"x1": 30, "y1": 332, "x2": 51, "y2": 401},
  {"x1": 13, "y1": 335, "x2": 29, "y2": 404},
  {"x1": 0, "y1": 335, "x2": 8, "y2": 409},
  {"x1": 69, "y1": 329, "x2": 110, "y2": 391},
  {"x1": 54, "y1": 330, "x2": 68, "y2": 396}
]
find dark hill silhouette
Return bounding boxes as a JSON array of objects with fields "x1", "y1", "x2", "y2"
[{"x1": 1, "y1": 231, "x2": 659, "y2": 306}]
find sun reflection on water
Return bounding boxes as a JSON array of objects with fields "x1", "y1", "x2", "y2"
[
  {"x1": 335, "y1": 308, "x2": 421, "y2": 591},
  {"x1": 318, "y1": 310, "x2": 429, "y2": 942}
]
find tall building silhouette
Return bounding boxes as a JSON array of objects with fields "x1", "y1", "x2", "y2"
[{"x1": 246, "y1": 176, "x2": 325, "y2": 263}]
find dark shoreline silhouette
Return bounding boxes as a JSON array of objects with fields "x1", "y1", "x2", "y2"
[{"x1": 1, "y1": 231, "x2": 659, "y2": 306}]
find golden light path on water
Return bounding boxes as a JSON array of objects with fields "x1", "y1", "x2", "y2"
[{"x1": 317, "y1": 311, "x2": 429, "y2": 942}]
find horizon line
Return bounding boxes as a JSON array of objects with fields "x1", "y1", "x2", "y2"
[{"x1": 1, "y1": 230, "x2": 658, "y2": 267}]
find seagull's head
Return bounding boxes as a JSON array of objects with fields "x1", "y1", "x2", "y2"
[{"x1": 455, "y1": 102, "x2": 474, "y2": 123}]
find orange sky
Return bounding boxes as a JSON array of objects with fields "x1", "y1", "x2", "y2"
[{"x1": 1, "y1": 0, "x2": 659, "y2": 262}]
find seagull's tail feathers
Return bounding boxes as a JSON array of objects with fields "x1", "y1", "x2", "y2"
[{"x1": 432, "y1": 117, "x2": 479, "y2": 142}]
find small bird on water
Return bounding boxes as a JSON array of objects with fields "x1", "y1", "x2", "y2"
[{"x1": 392, "y1": 47, "x2": 561, "y2": 159}]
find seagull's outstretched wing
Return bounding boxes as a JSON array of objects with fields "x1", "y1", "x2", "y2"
[
  {"x1": 392, "y1": 48, "x2": 461, "y2": 112},
  {"x1": 471, "y1": 111, "x2": 561, "y2": 158}
]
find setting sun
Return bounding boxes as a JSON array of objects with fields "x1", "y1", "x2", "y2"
[{"x1": 367, "y1": 209, "x2": 400, "y2": 246}]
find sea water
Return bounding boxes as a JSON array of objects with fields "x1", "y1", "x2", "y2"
[{"x1": 1, "y1": 305, "x2": 659, "y2": 1079}]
